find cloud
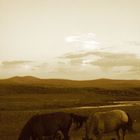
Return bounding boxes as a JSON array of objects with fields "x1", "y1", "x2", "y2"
[
  {"x1": 100, "y1": 41, "x2": 140, "y2": 56},
  {"x1": 60, "y1": 51, "x2": 140, "y2": 72},
  {"x1": 1, "y1": 51, "x2": 140, "y2": 80},
  {"x1": 60, "y1": 51, "x2": 100, "y2": 66},
  {"x1": 61, "y1": 51, "x2": 100, "y2": 59},
  {"x1": 127, "y1": 66, "x2": 140, "y2": 75},
  {"x1": 91, "y1": 52, "x2": 140, "y2": 70},
  {"x1": 33, "y1": 62, "x2": 58, "y2": 73},
  {"x1": 65, "y1": 33, "x2": 100, "y2": 51},
  {"x1": 0, "y1": 60, "x2": 37, "y2": 78},
  {"x1": 0, "y1": 60, "x2": 33, "y2": 69},
  {"x1": 58, "y1": 50, "x2": 140, "y2": 79},
  {"x1": 65, "y1": 35, "x2": 80, "y2": 42}
]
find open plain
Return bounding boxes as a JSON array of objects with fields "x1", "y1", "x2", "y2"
[{"x1": 0, "y1": 77, "x2": 140, "y2": 140}]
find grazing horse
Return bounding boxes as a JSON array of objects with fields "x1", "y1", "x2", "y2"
[
  {"x1": 83, "y1": 110, "x2": 133, "y2": 140},
  {"x1": 18, "y1": 112, "x2": 87, "y2": 140}
]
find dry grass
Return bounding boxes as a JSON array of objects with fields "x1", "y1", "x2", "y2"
[
  {"x1": 0, "y1": 95, "x2": 140, "y2": 140},
  {"x1": 0, "y1": 77, "x2": 140, "y2": 140}
]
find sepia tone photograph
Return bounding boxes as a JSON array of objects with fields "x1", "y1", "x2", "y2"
[{"x1": 0, "y1": 0, "x2": 140, "y2": 140}]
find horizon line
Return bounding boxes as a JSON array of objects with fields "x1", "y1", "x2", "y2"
[{"x1": 0, "y1": 75, "x2": 140, "y2": 81}]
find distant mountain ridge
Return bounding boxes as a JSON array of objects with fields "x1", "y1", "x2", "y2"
[
  {"x1": 0, "y1": 76, "x2": 140, "y2": 89},
  {"x1": 0, "y1": 76, "x2": 140, "y2": 100}
]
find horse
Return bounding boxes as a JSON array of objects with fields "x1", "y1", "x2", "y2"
[
  {"x1": 18, "y1": 112, "x2": 87, "y2": 140},
  {"x1": 83, "y1": 109, "x2": 133, "y2": 140}
]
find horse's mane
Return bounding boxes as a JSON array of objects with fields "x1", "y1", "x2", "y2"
[
  {"x1": 126, "y1": 112, "x2": 134, "y2": 133},
  {"x1": 70, "y1": 113, "x2": 87, "y2": 129},
  {"x1": 18, "y1": 122, "x2": 31, "y2": 140},
  {"x1": 18, "y1": 116, "x2": 37, "y2": 140}
]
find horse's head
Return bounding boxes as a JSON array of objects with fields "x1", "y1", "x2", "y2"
[{"x1": 71, "y1": 113, "x2": 88, "y2": 129}]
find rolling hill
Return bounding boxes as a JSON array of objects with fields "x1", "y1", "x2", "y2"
[
  {"x1": 1, "y1": 76, "x2": 140, "y2": 88},
  {"x1": 0, "y1": 76, "x2": 140, "y2": 97}
]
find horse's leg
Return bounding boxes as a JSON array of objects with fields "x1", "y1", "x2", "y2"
[
  {"x1": 61, "y1": 129, "x2": 69, "y2": 140},
  {"x1": 61, "y1": 120, "x2": 72, "y2": 140},
  {"x1": 32, "y1": 136, "x2": 38, "y2": 140},
  {"x1": 96, "y1": 134, "x2": 102, "y2": 140},
  {"x1": 95, "y1": 131, "x2": 102, "y2": 140},
  {"x1": 32, "y1": 135, "x2": 37, "y2": 140},
  {"x1": 32, "y1": 134, "x2": 43, "y2": 140},
  {"x1": 116, "y1": 130, "x2": 121, "y2": 140},
  {"x1": 122, "y1": 128, "x2": 126, "y2": 140},
  {"x1": 62, "y1": 132, "x2": 69, "y2": 140},
  {"x1": 55, "y1": 130, "x2": 64, "y2": 140},
  {"x1": 37, "y1": 136, "x2": 43, "y2": 140}
]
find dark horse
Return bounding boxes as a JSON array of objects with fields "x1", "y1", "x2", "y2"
[{"x1": 18, "y1": 112, "x2": 87, "y2": 140}]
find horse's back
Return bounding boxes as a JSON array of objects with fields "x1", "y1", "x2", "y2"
[
  {"x1": 108, "y1": 110, "x2": 128, "y2": 123},
  {"x1": 94, "y1": 110, "x2": 128, "y2": 122},
  {"x1": 37, "y1": 112, "x2": 72, "y2": 131},
  {"x1": 40, "y1": 112, "x2": 71, "y2": 125},
  {"x1": 26, "y1": 112, "x2": 71, "y2": 136},
  {"x1": 85, "y1": 110, "x2": 131, "y2": 140},
  {"x1": 91, "y1": 110, "x2": 129, "y2": 133}
]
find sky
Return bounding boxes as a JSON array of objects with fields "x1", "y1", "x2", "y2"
[{"x1": 0, "y1": 0, "x2": 140, "y2": 80}]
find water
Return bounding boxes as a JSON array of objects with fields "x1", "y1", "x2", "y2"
[{"x1": 62, "y1": 100, "x2": 140, "y2": 111}]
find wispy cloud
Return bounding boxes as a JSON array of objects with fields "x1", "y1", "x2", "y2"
[
  {"x1": 0, "y1": 60, "x2": 36, "y2": 78},
  {"x1": 91, "y1": 52, "x2": 140, "y2": 70},
  {"x1": 0, "y1": 60, "x2": 33, "y2": 69},
  {"x1": 65, "y1": 33, "x2": 100, "y2": 51},
  {"x1": 1, "y1": 50, "x2": 140, "y2": 80},
  {"x1": 60, "y1": 51, "x2": 140, "y2": 72},
  {"x1": 61, "y1": 51, "x2": 99, "y2": 59}
]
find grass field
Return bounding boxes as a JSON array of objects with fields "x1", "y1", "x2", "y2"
[
  {"x1": 0, "y1": 77, "x2": 140, "y2": 140},
  {"x1": 0, "y1": 93, "x2": 140, "y2": 140}
]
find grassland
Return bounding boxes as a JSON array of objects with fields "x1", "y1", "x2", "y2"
[
  {"x1": 0, "y1": 103, "x2": 140, "y2": 140},
  {"x1": 0, "y1": 76, "x2": 140, "y2": 140}
]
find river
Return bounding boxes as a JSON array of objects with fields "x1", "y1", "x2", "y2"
[{"x1": 61, "y1": 100, "x2": 140, "y2": 111}]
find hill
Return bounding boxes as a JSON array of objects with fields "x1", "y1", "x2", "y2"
[
  {"x1": 0, "y1": 76, "x2": 140, "y2": 100},
  {"x1": 0, "y1": 76, "x2": 140, "y2": 110},
  {"x1": 1, "y1": 76, "x2": 140, "y2": 88}
]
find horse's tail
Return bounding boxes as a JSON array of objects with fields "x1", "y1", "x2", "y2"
[
  {"x1": 18, "y1": 118, "x2": 32, "y2": 140},
  {"x1": 126, "y1": 112, "x2": 135, "y2": 133},
  {"x1": 70, "y1": 113, "x2": 87, "y2": 129}
]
